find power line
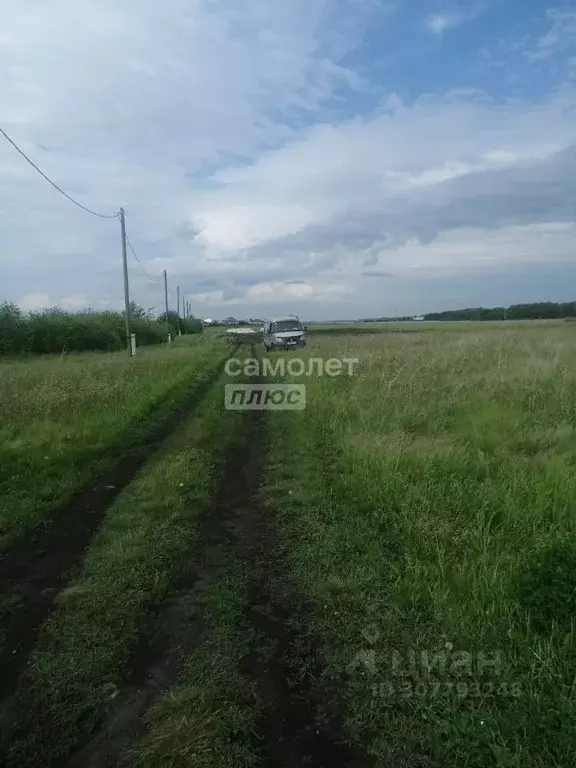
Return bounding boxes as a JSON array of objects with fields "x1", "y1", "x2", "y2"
[
  {"x1": 125, "y1": 232, "x2": 159, "y2": 282},
  {"x1": 0, "y1": 125, "x2": 118, "y2": 219}
]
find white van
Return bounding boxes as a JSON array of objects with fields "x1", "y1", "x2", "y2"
[{"x1": 263, "y1": 316, "x2": 307, "y2": 351}]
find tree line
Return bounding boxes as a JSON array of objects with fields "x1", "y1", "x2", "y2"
[
  {"x1": 423, "y1": 302, "x2": 576, "y2": 321},
  {"x1": 0, "y1": 302, "x2": 202, "y2": 356}
]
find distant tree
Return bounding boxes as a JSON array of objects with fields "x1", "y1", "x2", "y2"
[
  {"x1": 157, "y1": 310, "x2": 202, "y2": 336},
  {"x1": 125, "y1": 301, "x2": 153, "y2": 319},
  {"x1": 424, "y1": 302, "x2": 576, "y2": 322},
  {"x1": 0, "y1": 302, "x2": 29, "y2": 354}
]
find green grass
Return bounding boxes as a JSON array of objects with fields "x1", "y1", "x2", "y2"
[
  {"x1": 0, "y1": 335, "x2": 224, "y2": 548},
  {"x1": 135, "y1": 557, "x2": 260, "y2": 768},
  {"x1": 6, "y1": 375, "x2": 243, "y2": 768},
  {"x1": 261, "y1": 324, "x2": 576, "y2": 767},
  {"x1": 307, "y1": 319, "x2": 566, "y2": 335},
  {"x1": 6, "y1": 321, "x2": 576, "y2": 766}
]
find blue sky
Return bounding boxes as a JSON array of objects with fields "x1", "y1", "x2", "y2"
[{"x1": 1, "y1": 0, "x2": 575, "y2": 319}]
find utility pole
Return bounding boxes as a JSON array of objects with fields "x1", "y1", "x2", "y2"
[
  {"x1": 119, "y1": 207, "x2": 131, "y2": 357},
  {"x1": 163, "y1": 269, "x2": 169, "y2": 341},
  {"x1": 176, "y1": 285, "x2": 181, "y2": 334}
]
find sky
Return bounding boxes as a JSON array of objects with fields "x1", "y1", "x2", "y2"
[{"x1": 1, "y1": 0, "x2": 575, "y2": 320}]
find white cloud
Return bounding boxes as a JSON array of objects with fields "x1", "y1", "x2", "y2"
[
  {"x1": 1, "y1": 0, "x2": 363, "y2": 299},
  {"x1": 17, "y1": 292, "x2": 51, "y2": 311},
  {"x1": 372, "y1": 222, "x2": 576, "y2": 276},
  {"x1": 189, "y1": 89, "x2": 576, "y2": 258},
  {"x1": 2, "y1": 0, "x2": 576, "y2": 320},
  {"x1": 61, "y1": 294, "x2": 90, "y2": 310},
  {"x1": 525, "y1": 9, "x2": 576, "y2": 61},
  {"x1": 427, "y1": 14, "x2": 462, "y2": 34}
]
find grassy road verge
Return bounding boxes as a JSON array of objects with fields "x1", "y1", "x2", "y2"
[
  {"x1": 261, "y1": 325, "x2": 576, "y2": 767},
  {"x1": 0, "y1": 336, "x2": 222, "y2": 549},
  {"x1": 4, "y1": 375, "x2": 241, "y2": 767}
]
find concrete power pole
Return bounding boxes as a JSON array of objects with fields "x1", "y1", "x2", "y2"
[
  {"x1": 119, "y1": 207, "x2": 131, "y2": 357},
  {"x1": 163, "y1": 269, "x2": 169, "y2": 341}
]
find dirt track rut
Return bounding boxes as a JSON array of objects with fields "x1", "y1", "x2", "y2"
[
  {"x1": 2, "y1": 357, "x2": 366, "y2": 767},
  {"x1": 0, "y1": 357, "x2": 229, "y2": 709}
]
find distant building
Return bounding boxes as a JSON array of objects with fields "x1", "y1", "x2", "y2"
[
  {"x1": 202, "y1": 318, "x2": 216, "y2": 326},
  {"x1": 413, "y1": 315, "x2": 425, "y2": 321}
]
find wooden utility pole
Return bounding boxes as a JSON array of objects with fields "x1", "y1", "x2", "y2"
[
  {"x1": 119, "y1": 207, "x2": 131, "y2": 356},
  {"x1": 163, "y1": 269, "x2": 169, "y2": 341}
]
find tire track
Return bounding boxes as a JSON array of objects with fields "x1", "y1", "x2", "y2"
[
  {"x1": 60, "y1": 380, "x2": 255, "y2": 768},
  {"x1": 33, "y1": 356, "x2": 365, "y2": 768},
  {"x1": 0, "y1": 352, "x2": 232, "y2": 708},
  {"x1": 233, "y1": 413, "x2": 365, "y2": 768}
]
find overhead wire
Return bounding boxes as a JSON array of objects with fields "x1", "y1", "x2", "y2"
[
  {"x1": 125, "y1": 232, "x2": 159, "y2": 282},
  {"x1": 2, "y1": 125, "x2": 179, "y2": 311},
  {"x1": 0, "y1": 125, "x2": 118, "y2": 219}
]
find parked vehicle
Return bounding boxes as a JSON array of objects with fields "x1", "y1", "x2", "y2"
[{"x1": 262, "y1": 316, "x2": 307, "y2": 350}]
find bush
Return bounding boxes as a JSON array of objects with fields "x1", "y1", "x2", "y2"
[
  {"x1": 0, "y1": 305, "x2": 201, "y2": 356},
  {"x1": 158, "y1": 311, "x2": 203, "y2": 338},
  {"x1": 0, "y1": 303, "x2": 30, "y2": 354}
]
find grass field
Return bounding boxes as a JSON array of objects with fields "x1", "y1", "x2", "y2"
[
  {"x1": 0, "y1": 335, "x2": 223, "y2": 548},
  {"x1": 1, "y1": 321, "x2": 575, "y2": 767},
  {"x1": 263, "y1": 322, "x2": 576, "y2": 767}
]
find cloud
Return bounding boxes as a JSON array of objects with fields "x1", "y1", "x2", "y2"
[
  {"x1": 190, "y1": 89, "x2": 576, "y2": 266},
  {"x1": 525, "y1": 9, "x2": 576, "y2": 61},
  {"x1": 2, "y1": 0, "x2": 576, "y2": 320},
  {"x1": 427, "y1": 14, "x2": 462, "y2": 34},
  {"x1": 1, "y1": 0, "x2": 364, "y2": 302},
  {"x1": 362, "y1": 270, "x2": 396, "y2": 278},
  {"x1": 17, "y1": 292, "x2": 51, "y2": 311}
]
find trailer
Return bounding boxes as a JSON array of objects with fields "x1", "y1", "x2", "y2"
[{"x1": 225, "y1": 327, "x2": 262, "y2": 345}]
